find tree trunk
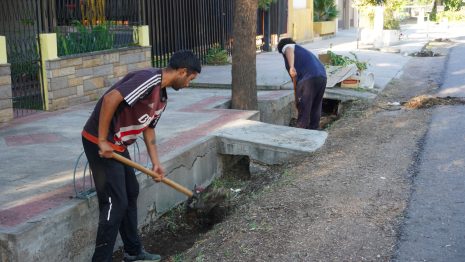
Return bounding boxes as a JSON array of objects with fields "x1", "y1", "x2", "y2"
[{"x1": 231, "y1": 0, "x2": 258, "y2": 110}]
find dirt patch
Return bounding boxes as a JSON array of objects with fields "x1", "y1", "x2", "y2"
[
  {"x1": 403, "y1": 95, "x2": 465, "y2": 109},
  {"x1": 410, "y1": 39, "x2": 451, "y2": 57},
  {"x1": 410, "y1": 49, "x2": 440, "y2": 57},
  {"x1": 112, "y1": 160, "x2": 287, "y2": 261},
  {"x1": 176, "y1": 51, "x2": 450, "y2": 260},
  {"x1": 289, "y1": 98, "x2": 343, "y2": 129}
]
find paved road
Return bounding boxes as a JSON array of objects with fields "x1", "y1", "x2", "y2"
[{"x1": 394, "y1": 43, "x2": 465, "y2": 261}]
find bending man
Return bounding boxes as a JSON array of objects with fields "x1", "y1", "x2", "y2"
[
  {"x1": 82, "y1": 50, "x2": 201, "y2": 262},
  {"x1": 278, "y1": 38, "x2": 327, "y2": 130}
]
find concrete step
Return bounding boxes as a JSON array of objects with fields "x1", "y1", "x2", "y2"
[{"x1": 216, "y1": 119, "x2": 327, "y2": 164}]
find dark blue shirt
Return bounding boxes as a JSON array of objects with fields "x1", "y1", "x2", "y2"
[{"x1": 283, "y1": 45, "x2": 326, "y2": 82}]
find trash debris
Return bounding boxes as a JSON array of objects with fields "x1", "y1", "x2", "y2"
[{"x1": 230, "y1": 188, "x2": 242, "y2": 193}]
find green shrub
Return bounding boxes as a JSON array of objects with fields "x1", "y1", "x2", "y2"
[
  {"x1": 206, "y1": 45, "x2": 229, "y2": 65},
  {"x1": 314, "y1": 0, "x2": 339, "y2": 22},
  {"x1": 384, "y1": 18, "x2": 400, "y2": 30},
  {"x1": 57, "y1": 21, "x2": 114, "y2": 56}
]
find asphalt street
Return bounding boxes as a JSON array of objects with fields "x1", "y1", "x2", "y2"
[{"x1": 394, "y1": 42, "x2": 465, "y2": 262}]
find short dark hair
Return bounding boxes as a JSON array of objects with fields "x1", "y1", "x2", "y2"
[
  {"x1": 168, "y1": 50, "x2": 202, "y2": 74},
  {"x1": 277, "y1": 38, "x2": 296, "y2": 54}
]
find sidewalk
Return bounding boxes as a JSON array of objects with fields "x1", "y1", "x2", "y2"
[{"x1": 193, "y1": 22, "x2": 464, "y2": 97}]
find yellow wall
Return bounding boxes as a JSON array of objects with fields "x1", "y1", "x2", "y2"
[
  {"x1": 0, "y1": 36, "x2": 7, "y2": 64},
  {"x1": 136, "y1": 26, "x2": 150, "y2": 47},
  {"x1": 288, "y1": 0, "x2": 314, "y2": 42},
  {"x1": 39, "y1": 33, "x2": 58, "y2": 111}
]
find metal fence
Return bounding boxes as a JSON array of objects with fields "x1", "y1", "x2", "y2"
[
  {"x1": 0, "y1": 0, "x2": 289, "y2": 119},
  {"x1": 0, "y1": 0, "x2": 45, "y2": 117},
  {"x1": 54, "y1": 0, "x2": 142, "y2": 57},
  {"x1": 145, "y1": 0, "x2": 234, "y2": 67},
  {"x1": 257, "y1": 0, "x2": 289, "y2": 36}
]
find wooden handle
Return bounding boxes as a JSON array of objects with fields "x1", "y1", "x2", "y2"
[
  {"x1": 111, "y1": 153, "x2": 193, "y2": 197},
  {"x1": 292, "y1": 77, "x2": 298, "y2": 110}
]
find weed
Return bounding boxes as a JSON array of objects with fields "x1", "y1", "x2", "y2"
[
  {"x1": 205, "y1": 45, "x2": 229, "y2": 65},
  {"x1": 210, "y1": 176, "x2": 246, "y2": 191},
  {"x1": 223, "y1": 250, "x2": 232, "y2": 257},
  {"x1": 249, "y1": 221, "x2": 258, "y2": 230},
  {"x1": 195, "y1": 253, "x2": 205, "y2": 262},
  {"x1": 172, "y1": 253, "x2": 185, "y2": 262},
  {"x1": 162, "y1": 205, "x2": 187, "y2": 232}
]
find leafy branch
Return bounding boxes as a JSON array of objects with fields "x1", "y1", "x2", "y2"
[{"x1": 327, "y1": 51, "x2": 368, "y2": 71}]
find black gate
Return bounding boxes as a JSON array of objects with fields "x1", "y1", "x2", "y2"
[
  {"x1": 0, "y1": 0, "x2": 44, "y2": 117},
  {"x1": 257, "y1": 0, "x2": 288, "y2": 51},
  {"x1": 144, "y1": 0, "x2": 234, "y2": 67}
]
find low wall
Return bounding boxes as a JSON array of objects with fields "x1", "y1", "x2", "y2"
[
  {"x1": 0, "y1": 64, "x2": 13, "y2": 122},
  {"x1": 258, "y1": 90, "x2": 296, "y2": 125},
  {"x1": 0, "y1": 124, "x2": 252, "y2": 261},
  {"x1": 45, "y1": 47, "x2": 152, "y2": 111}
]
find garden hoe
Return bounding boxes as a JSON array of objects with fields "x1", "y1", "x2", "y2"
[{"x1": 111, "y1": 152, "x2": 227, "y2": 213}]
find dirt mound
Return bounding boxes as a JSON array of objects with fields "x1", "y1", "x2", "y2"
[
  {"x1": 410, "y1": 50, "x2": 440, "y2": 57},
  {"x1": 403, "y1": 95, "x2": 465, "y2": 109}
]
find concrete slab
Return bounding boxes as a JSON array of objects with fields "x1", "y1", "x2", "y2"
[{"x1": 216, "y1": 119, "x2": 327, "y2": 164}]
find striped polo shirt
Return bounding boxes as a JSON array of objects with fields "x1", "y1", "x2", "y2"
[{"x1": 82, "y1": 68, "x2": 167, "y2": 151}]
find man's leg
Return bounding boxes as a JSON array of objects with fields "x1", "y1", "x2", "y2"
[
  {"x1": 296, "y1": 78, "x2": 314, "y2": 129},
  {"x1": 82, "y1": 138, "x2": 129, "y2": 262},
  {"x1": 119, "y1": 151, "x2": 142, "y2": 255},
  {"x1": 308, "y1": 77, "x2": 327, "y2": 130}
]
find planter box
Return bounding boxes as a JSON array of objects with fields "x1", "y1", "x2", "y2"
[
  {"x1": 382, "y1": 30, "x2": 400, "y2": 46},
  {"x1": 313, "y1": 21, "x2": 336, "y2": 36},
  {"x1": 360, "y1": 28, "x2": 400, "y2": 47}
]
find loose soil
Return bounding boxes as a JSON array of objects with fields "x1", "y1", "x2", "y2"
[
  {"x1": 403, "y1": 95, "x2": 465, "y2": 109},
  {"x1": 114, "y1": 41, "x2": 453, "y2": 261}
]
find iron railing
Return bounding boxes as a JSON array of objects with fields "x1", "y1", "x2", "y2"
[
  {"x1": 257, "y1": 0, "x2": 289, "y2": 51},
  {"x1": 145, "y1": 0, "x2": 234, "y2": 67},
  {"x1": 0, "y1": 0, "x2": 45, "y2": 117}
]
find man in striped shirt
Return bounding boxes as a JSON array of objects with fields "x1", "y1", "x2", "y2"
[{"x1": 82, "y1": 50, "x2": 201, "y2": 262}]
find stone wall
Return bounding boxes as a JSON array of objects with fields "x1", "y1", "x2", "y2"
[
  {"x1": 0, "y1": 64, "x2": 13, "y2": 122},
  {"x1": 45, "y1": 46, "x2": 151, "y2": 111}
]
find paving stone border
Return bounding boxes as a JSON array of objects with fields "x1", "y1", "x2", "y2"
[
  {"x1": 45, "y1": 46, "x2": 151, "y2": 111},
  {"x1": 0, "y1": 64, "x2": 12, "y2": 122}
]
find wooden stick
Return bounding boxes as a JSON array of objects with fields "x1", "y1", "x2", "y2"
[
  {"x1": 292, "y1": 76, "x2": 298, "y2": 111},
  {"x1": 111, "y1": 153, "x2": 193, "y2": 197}
]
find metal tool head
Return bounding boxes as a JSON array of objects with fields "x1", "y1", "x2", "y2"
[
  {"x1": 185, "y1": 185, "x2": 229, "y2": 213},
  {"x1": 186, "y1": 185, "x2": 205, "y2": 210}
]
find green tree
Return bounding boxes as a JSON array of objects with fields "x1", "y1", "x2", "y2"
[
  {"x1": 445, "y1": 0, "x2": 463, "y2": 11},
  {"x1": 231, "y1": 0, "x2": 258, "y2": 110}
]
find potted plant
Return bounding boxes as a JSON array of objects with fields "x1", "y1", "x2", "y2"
[{"x1": 313, "y1": 0, "x2": 339, "y2": 36}]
